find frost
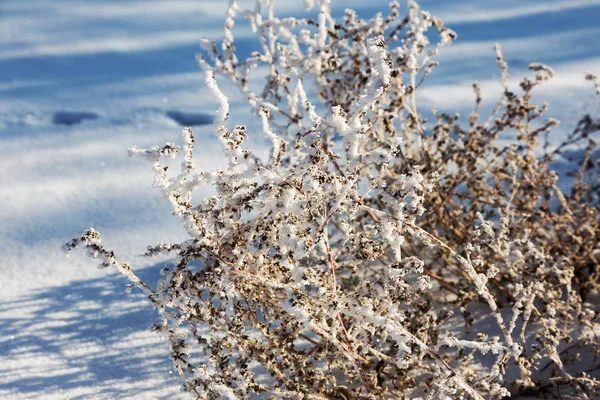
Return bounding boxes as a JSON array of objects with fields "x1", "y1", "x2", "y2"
[{"x1": 65, "y1": 0, "x2": 600, "y2": 398}]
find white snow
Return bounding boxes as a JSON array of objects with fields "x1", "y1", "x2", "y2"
[{"x1": 0, "y1": 0, "x2": 598, "y2": 398}]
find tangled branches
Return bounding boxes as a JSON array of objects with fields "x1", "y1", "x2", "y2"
[{"x1": 66, "y1": 1, "x2": 599, "y2": 398}]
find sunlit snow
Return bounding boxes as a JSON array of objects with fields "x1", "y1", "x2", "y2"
[{"x1": 1, "y1": 0, "x2": 599, "y2": 398}]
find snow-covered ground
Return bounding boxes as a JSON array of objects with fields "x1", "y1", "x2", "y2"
[{"x1": 1, "y1": 0, "x2": 599, "y2": 398}]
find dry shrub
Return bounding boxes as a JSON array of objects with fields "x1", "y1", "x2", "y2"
[{"x1": 65, "y1": 1, "x2": 600, "y2": 398}]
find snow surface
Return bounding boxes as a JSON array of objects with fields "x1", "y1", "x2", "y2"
[{"x1": 0, "y1": 0, "x2": 599, "y2": 398}]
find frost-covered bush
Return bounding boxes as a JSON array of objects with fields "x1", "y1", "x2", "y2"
[{"x1": 65, "y1": 1, "x2": 600, "y2": 398}]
